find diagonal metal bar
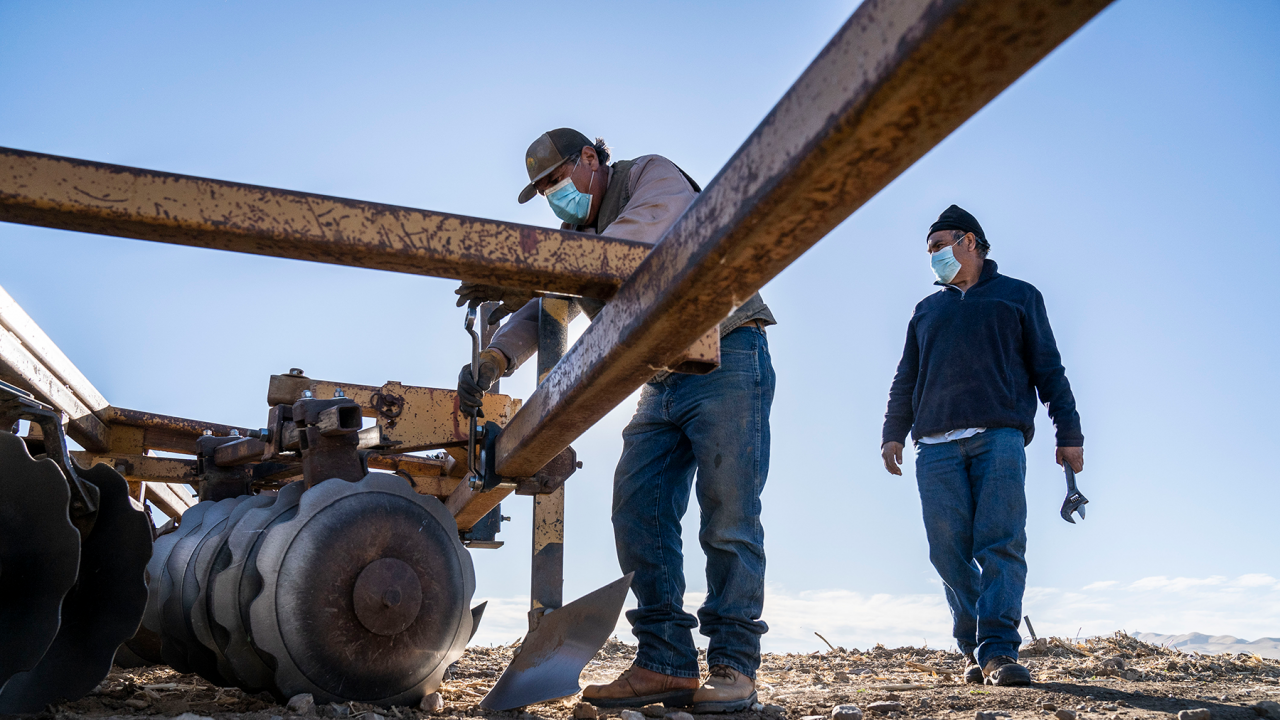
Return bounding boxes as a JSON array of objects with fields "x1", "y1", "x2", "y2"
[
  {"x1": 0, "y1": 147, "x2": 650, "y2": 298},
  {"x1": 0, "y1": 327, "x2": 110, "y2": 451},
  {"x1": 0, "y1": 284, "x2": 109, "y2": 415},
  {"x1": 496, "y1": 0, "x2": 1113, "y2": 477}
]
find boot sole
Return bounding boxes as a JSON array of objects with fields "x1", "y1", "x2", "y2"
[
  {"x1": 692, "y1": 690, "x2": 758, "y2": 714},
  {"x1": 587, "y1": 689, "x2": 697, "y2": 709}
]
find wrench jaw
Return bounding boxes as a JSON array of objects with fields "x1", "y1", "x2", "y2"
[{"x1": 1060, "y1": 492, "x2": 1088, "y2": 524}]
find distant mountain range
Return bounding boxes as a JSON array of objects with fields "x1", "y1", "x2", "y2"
[{"x1": 1134, "y1": 632, "x2": 1280, "y2": 659}]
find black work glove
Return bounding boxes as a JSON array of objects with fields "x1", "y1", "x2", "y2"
[
  {"x1": 457, "y1": 348, "x2": 507, "y2": 417},
  {"x1": 454, "y1": 282, "x2": 536, "y2": 325}
]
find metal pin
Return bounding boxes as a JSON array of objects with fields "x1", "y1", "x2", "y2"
[
  {"x1": 333, "y1": 388, "x2": 345, "y2": 398},
  {"x1": 302, "y1": 390, "x2": 313, "y2": 399},
  {"x1": 230, "y1": 429, "x2": 240, "y2": 437},
  {"x1": 202, "y1": 429, "x2": 212, "y2": 436}
]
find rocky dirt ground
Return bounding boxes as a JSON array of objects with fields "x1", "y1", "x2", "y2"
[{"x1": 36, "y1": 634, "x2": 1280, "y2": 720}]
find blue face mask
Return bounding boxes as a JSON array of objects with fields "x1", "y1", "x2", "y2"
[
  {"x1": 544, "y1": 159, "x2": 595, "y2": 225},
  {"x1": 930, "y1": 235, "x2": 964, "y2": 284}
]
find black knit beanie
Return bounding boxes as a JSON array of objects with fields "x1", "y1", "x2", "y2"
[{"x1": 928, "y1": 204, "x2": 985, "y2": 240}]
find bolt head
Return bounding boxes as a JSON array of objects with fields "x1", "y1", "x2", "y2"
[
  {"x1": 333, "y1": 388, "x2": 345, "y2": 398},
  {"x1": 202, "y1": 429, "x2": 212, "y2": 436},
  {"x1": 301, "y1": 390, "x2": 313, "y2": 399},
  {"x1": 230, "y1": 429, "x2": 240, "y2": 437},
  {"x1": 289, "y1": 368, "x2": 304, "y2": 376}
]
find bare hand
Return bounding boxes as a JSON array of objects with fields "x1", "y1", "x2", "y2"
[
  {"x1": 881, "y1": 441, "x2": 905, "y2": 476},
  {"x1": 1055, "y1": 446, "x2": 1084, "y2": 473}
]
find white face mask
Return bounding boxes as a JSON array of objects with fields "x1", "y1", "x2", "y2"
[{"x1": 930, "y1": 235, "x2": 964, "y2": 284}]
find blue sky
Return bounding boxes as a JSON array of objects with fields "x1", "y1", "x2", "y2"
[{"x1": 2, "y1": 1, "x2": 1277, "y2": 651}]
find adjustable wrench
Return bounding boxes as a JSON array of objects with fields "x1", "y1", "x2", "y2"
[
  {"x1": 464, "y1": 305, "x2": 482, "y2": 485},
  {"x1": 1060, "y1": 464, "x2": 1088, "y2": 523}
]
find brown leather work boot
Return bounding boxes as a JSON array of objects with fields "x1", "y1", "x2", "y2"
[
  {"x1": 582, "y1": 664, "x2": 699, "y2": 708},
  {"x1": 691, "y1": 665, "x2": 757, "y2": 713}
]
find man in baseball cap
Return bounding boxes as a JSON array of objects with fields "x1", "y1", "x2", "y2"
[{"x1": 455, "y1": 129, "x2": 778, "y2": 712}]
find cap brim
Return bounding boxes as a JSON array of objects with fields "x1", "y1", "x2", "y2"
[{"x1": 517, "y1": 157, "x2": 570, "y2": 204}]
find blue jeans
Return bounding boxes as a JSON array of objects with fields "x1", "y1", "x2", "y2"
[
  {"x1": 612, "y1": 326, "x2": 775, "y2": 680},
  {"x1": 915, "y1": 427, "x2": 1027, "y2": 666}
]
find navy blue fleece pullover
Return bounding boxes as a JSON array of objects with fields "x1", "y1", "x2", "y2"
[{"x1": 882, "y1": 260, "x2": 1083, "y2": 447}]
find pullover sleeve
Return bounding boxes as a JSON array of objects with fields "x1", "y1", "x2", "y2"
[
  {"x1": 486, "y1": 300, "x2": 540, "y2": 374},
  {"x1": 882, "y1": 315, "x2": 920, "y2": 445},
  {"x1": 1023, "y1": 289, "x2": 1084, "y2": 446}
]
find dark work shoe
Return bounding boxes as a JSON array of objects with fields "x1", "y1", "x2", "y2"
[
  {"x1": 983, "y1": 656, "x2": 1032, "y2": 686},
  {"x1": 963, "y1": 653, "x2": 984, "y2": 684}
]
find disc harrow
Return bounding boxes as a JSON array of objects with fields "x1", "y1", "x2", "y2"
[{"x1": 138, "y1": 473, "x2": 476, "y2": 706}]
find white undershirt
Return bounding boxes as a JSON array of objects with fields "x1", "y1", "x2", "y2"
[{"x1": 917, "y1": 427, "x2": 987, "y2": 445}]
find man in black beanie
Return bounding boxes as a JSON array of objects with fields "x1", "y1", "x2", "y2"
[{"x1": 880, "y1": 205, "x2": 1085, "y2": 686}]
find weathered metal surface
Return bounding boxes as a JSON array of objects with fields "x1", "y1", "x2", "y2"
[
  {"x1": 0, "y1": 284, "x2": 107, "y2": 414},
  {"x1": 99, "y1": 406, "x2": 257, "y2": 456},
  {"x1": 495, "y1": 0, "x2": 1113, "y2": 477},
  {"x1": 266, "y1": 374, "x2": 518, "y2": 453},
  {"x1": 671, "y1": 327, "x2": 720, "y2": 375},
  {"x1": 249, "y1": 474, "x2": 475, "y2": 705},
  {"x1": 0, "y1": 325, "x2": 109, "y2": 452},
  {"x1": 530, "y1": 297, "x2": 569, "y2": 612},
  {"x1": 144, "y1": 482, "x2": 197, "y2": 519},
  {"x1": 0, "y1": 147, "x2": 650, "y2": 298},
  {"x1": 73, "y1": 451, "x2": 199, "y2": 485},
  {"x1": 480, "y1": 573, "x2": 634, "y2": 710}
]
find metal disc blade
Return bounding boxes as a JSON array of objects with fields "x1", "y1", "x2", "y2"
[
  {"x1": 0, "y1": 432, "x2": 80, "y2": 691},
  {"x1": 481, "y1": 573, "x2": 634, "y2": 711},
  {"x1": 251, "y1": 474, "x2": 475, "y2": 706},
  {"x1": 0, "y1": 462, "x2": 152, "y2": 713},
  {"x1": 140, "y1": 496, "x2": 203, "y2": 643},
  {"x1": 158, "y1": 500, "x2": 214, "y2": 673},
  {"x1": 177, "y1": 497, "x2": 242, "y2": 685},
  {"x1": 199, "y1": 493, "x2": 274, "y2": 686},
  {"x1": 209, "y1": 482, "x2": 304, "y2": 693}
]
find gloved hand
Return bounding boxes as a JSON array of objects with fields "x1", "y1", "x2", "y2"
[
  {"x1": 458, "y1": 348, "x2": 509, "y2": 417},
  {"x1": 454, "y1": 282, "x2": 536, "y2": 325}
]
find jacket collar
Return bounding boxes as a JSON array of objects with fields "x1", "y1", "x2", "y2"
[{"x1": 935, "y1": 259, "x2": 1000, "y2": 291}]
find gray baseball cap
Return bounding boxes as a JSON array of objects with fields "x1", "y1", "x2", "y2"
[{"x1": 517, "y1": 128, "x2": 593, "y2": 204}]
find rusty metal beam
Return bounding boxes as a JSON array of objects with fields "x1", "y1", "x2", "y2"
[
  {"x1": 98, "y1": 406, "x2": 257, "y2": 455},
  {"x1": 0, "y1": 322, "x2": 110, "y2": 451},
  {"x1": 0, "y1": 147, "x2": 650, "y2": 298},
  {"x1": 0, "y1": 284, "x2": 108, "y2": 414},
  {"x1": 496, "y1": 0, "x2": 1112, "y2": 477}
]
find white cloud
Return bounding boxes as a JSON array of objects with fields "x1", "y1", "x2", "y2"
[
  {"x1": 1083, "y1": 580, "x2": 1118, "y2": 590},
  {"x1": 1128, "y1": 575, "x2": 1227, "y2": 592},
  {"x1": 1235, "y1": 574, "x2": 1278, "y2": 588}
]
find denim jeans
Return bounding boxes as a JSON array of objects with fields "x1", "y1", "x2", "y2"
[
  {"x1": 915, "y1": 427, "x2": 1027, "y2": 666},
  {"x1": 612, "y1": 326, "x2": 775, "y2": 680}
]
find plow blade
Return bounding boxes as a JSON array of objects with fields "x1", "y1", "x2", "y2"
[{"x1": 481, "y1": 573, "x2": 632, "y2": 711}]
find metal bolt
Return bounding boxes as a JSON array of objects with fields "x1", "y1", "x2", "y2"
[
  {"x1": 202, "y1": 429, "x2": 212, "y2": 436},
  {"x1": 301, "y1": 390, "x2": 313, "y2": 399},
  {"x1": 289, "y1": 368, "x2": 304, "y2": 376},
  {"x1": 230, "y1": 429, "x2": 240, "y2": 437},
  {"x1": 468, "y1": 475, "x2": 482, "y2": 490},
  {"x1": 333, "y1": 388, "x2": 345, "y2": 398},
  {"x1": 575, "y1": 461, "x2": 584, "y2": 469},
  {"x1": 501, "y1": 515, "x2": 511, "y2": 523}
]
